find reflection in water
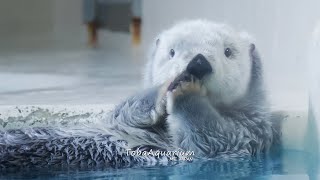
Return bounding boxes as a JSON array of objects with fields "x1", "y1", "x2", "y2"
[{"x1": 0, "y1": 151, "x2": 317, "y2": 179}]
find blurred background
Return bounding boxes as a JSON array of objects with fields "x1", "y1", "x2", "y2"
[{"x1": 0, "y1": 0, "x2": 319, "y2": 112}]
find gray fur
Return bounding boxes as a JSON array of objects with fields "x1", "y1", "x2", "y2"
[{"x1": 0, "y1": 88, "x2": 172, "y2": 169}]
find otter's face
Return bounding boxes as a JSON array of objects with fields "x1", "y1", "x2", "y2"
[{"x1": 145, "y1": 20, "x2": 254, "y2": 106}]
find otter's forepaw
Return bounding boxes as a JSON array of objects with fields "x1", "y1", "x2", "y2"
[
  {"x1": 166, "y1": 72, "x2": 207, "y2": 114},
  {"x1": 152, "y1": 81, "x2": 172, "y2": 121},
  {"x1": 168, "y1": 72, "x2": 206, "y2": 96}
]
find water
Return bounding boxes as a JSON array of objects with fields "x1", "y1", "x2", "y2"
[{"x1": 0, "y1": 151, "x2": 318, "y2": 180}]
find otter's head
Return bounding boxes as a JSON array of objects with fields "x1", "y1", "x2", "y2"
[{"x1": 144, "y1": 20, "x2": 257, "y2": 106}]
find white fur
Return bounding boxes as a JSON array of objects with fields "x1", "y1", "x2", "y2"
[{"x1": 144, "y1": 20, "x2": 254, "y2": 106}]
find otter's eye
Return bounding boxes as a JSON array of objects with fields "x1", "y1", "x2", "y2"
[
  {"x1": 224, "y1": 48, "x2": 232, "y2": 58},
  {"x1": 169, "y1": 49, "x2": 175, "y2": 58}
]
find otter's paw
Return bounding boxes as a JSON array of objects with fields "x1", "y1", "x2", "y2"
[
  {"x1": 151, "y1": 81, "x2": 172, "y2": 121},
  {"x1": 166, "y1": 72, "x2": 207, "y2": 114}
]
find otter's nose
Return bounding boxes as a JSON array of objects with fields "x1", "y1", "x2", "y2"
[{"x1": 187, "y1": 54, "x2": 212, "y2": 79}]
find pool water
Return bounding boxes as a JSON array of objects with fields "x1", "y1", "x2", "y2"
[{"x1": 0, "y1": 150, "x2": 318, "y2": 180}]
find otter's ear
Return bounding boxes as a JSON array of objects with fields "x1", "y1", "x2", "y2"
[
  {"x1": 249, "y1": 43, "x2": 260, "y2": 65},
  {"x1": 150, "y1": 37, "x2": 160, "y2": 58},
  {"x1": 239, "y1": 31, "x2": 259, "y2": 60},
  {"x1": 250, "y1": 43, "x2": 256, "y2": 54},
  {"x1": 155, "y1": 38, "x2": 160, "y2": 46},
  {"x1": 144, "y1": 37, "x2": 160, "y2": 88},
  {"x1": 238, "y1": 31, "x2": 263, "y2": 85}
]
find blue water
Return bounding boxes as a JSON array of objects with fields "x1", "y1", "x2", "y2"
[{"x1": 0, "y1": 150, "x2": 318, "y2": 180}]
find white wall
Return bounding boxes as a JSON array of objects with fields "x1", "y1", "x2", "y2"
[
  {"x1": 53, "y1": 0, "x2": 82, "y2": 34},
  {"x1": 0, "y1": 0, "x2": 83, "y2": 39},
  {"x1": 0, "y1": 0, "x2": 54, "y2": 38},
  {"x1": 142, "y1": 0, "x2": 320, "y2": 110}
]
